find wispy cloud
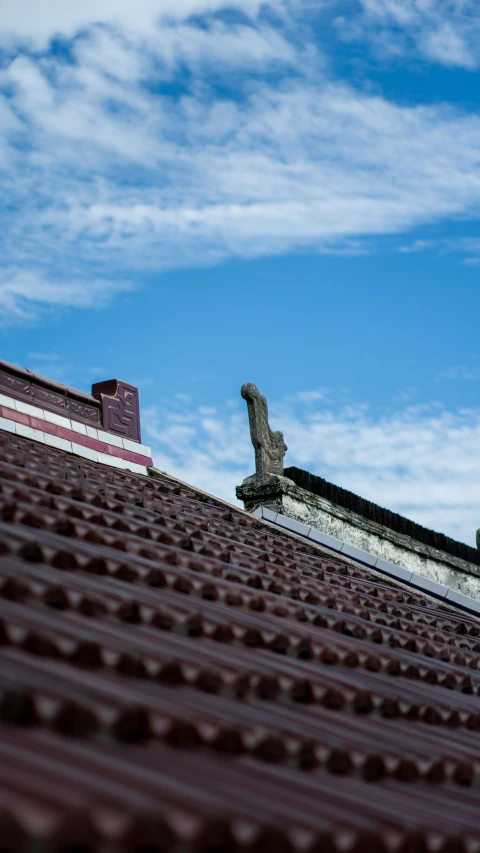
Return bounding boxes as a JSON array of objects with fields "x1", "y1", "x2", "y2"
[
  {"x1": 0, "y1": 0, "x2": 286, "y2": 48},
  {"x1": 397, "y1": 236, "x2": 480, "y2": 263},
  {"x1": 285, "y1": 390, "x2": 328, "y2": 404},
  {"x1": 437, "y1": 366, "x2": 480, "y2": 381},
  {"x1": 144, "y1": 391, "x2": 480, "y2": 547},
  {"x1": 338, "y1": 0, "x2": 480, "y2": 69},
  {"x1": 2, "y1": 1, "x2": 480, "y2": 323},
  {"x1": 28, "y1": 352, "x2": 61, "y2": 363},
  {"x1": 397, "y1": 239, "x2": 437, "y2": 254},
  {"x1": 0, "y1": 269, "x2": 132, "y2": 324}
]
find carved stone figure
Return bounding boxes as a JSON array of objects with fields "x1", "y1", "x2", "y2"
[{"x1": 241, "y1": 382, "x2": 287, "y2": 476}]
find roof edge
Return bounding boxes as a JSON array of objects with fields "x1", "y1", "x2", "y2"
[
  {"x1": 149, "y1": 468, "x2": 476, "y2": 616},
  {"x1": 253, "y1": 504, "x2": 480, "y2": 620},
  {"x1": 285, "y1": 465, "x2": 480, "y2": 569}
]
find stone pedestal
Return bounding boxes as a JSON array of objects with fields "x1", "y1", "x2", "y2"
[{"x1": 235, "y1": 473, "x2": 295, "y2": 514}]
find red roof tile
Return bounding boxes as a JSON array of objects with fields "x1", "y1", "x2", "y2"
[{"x1": 0, "y1": 427, "x2": 480, "y2": 851}]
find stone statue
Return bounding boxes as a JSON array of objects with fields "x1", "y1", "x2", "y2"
[{"x1": 241, "y1": 382, "x2": 287, "y2": 476}]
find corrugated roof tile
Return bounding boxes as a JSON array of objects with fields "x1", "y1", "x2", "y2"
[{"x1": 0, "y1": 427, "x2": 479, "y2": 850}]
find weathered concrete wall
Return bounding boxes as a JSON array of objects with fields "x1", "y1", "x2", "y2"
[{"x1": 236, "y1": 474, "x2": 480, "y2": 600}]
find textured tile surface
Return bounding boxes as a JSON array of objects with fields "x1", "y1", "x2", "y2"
[
  {"x1": 0, "y1": 428, "x2": 478, "y2": 852},
  {"x1": 0, "y1": 405, "x2": 153, "y2": 470}
]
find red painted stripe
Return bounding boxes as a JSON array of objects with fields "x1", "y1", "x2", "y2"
[
  {"x1": 1, "y1": 406, "x2": 29, "y2": 426},
  {"x1": 30, "y1": 416, "x2": 58, "y2": 437},
  {"x1": 68, "y1": 431, "x2": 86, "y2": 446},
  {"x1": 84, "y1": 435, "x2": 111, "y2": 454},
  {"x1": 1, "y1": 405, "x2": 153, "y2": 467},
  {"x1": 57, "y1": 425, "x2": 80, "y2": 443},
  {"x1": 130, "y1": 450, "x2": 154, "y2": 466}
]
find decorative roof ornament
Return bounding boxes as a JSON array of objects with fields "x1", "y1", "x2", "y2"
[
  {"x1": 241, "y1": 382, "x2": 287, "y2": 477},
  {"x1": 92, "y1": 379, "x2": 141, "y2": 443}
]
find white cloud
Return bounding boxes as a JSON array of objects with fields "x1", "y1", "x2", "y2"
[
  {"x1": 0, "y1": 269, "x2": 131, "y2": 323},
  {"x1": 144, "y1": 392, "x2": 480, "y2": 547},
  {"x1": 2, "y1": 0, "x2": 480, "y2": 322},
  {"x1": 4, "y1": 52, "x2": 480, "y2": 320},
  {"x1": 422, "y1": 21, "x2": 476, "y2": 68},
  {"x1": 342, "y1": 0, "x2": 480, "y2": 68},
  {"x1": 144, "y1": 401, "x2": 252, "y2": 500},
  {"x1": 398, "y1": 236, "x2": 480, "y2": 262},
  {"x1": 0, "y1": 0, "x2": 284, "y2": 49},
  {"x1": 286, "y1": 390, "x2": 328, "y2": 404},
  {"x1": 397, "y1": 239, "x2": 437, "y2": 254}
]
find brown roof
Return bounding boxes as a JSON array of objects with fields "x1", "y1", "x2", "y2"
[{"x1": 1, "y1": 426, "x2": 480, "y2": 852}]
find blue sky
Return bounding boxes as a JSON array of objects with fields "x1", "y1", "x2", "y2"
[{"x1": 2, "y1": 0, "x2": 480, "y2": 545}]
